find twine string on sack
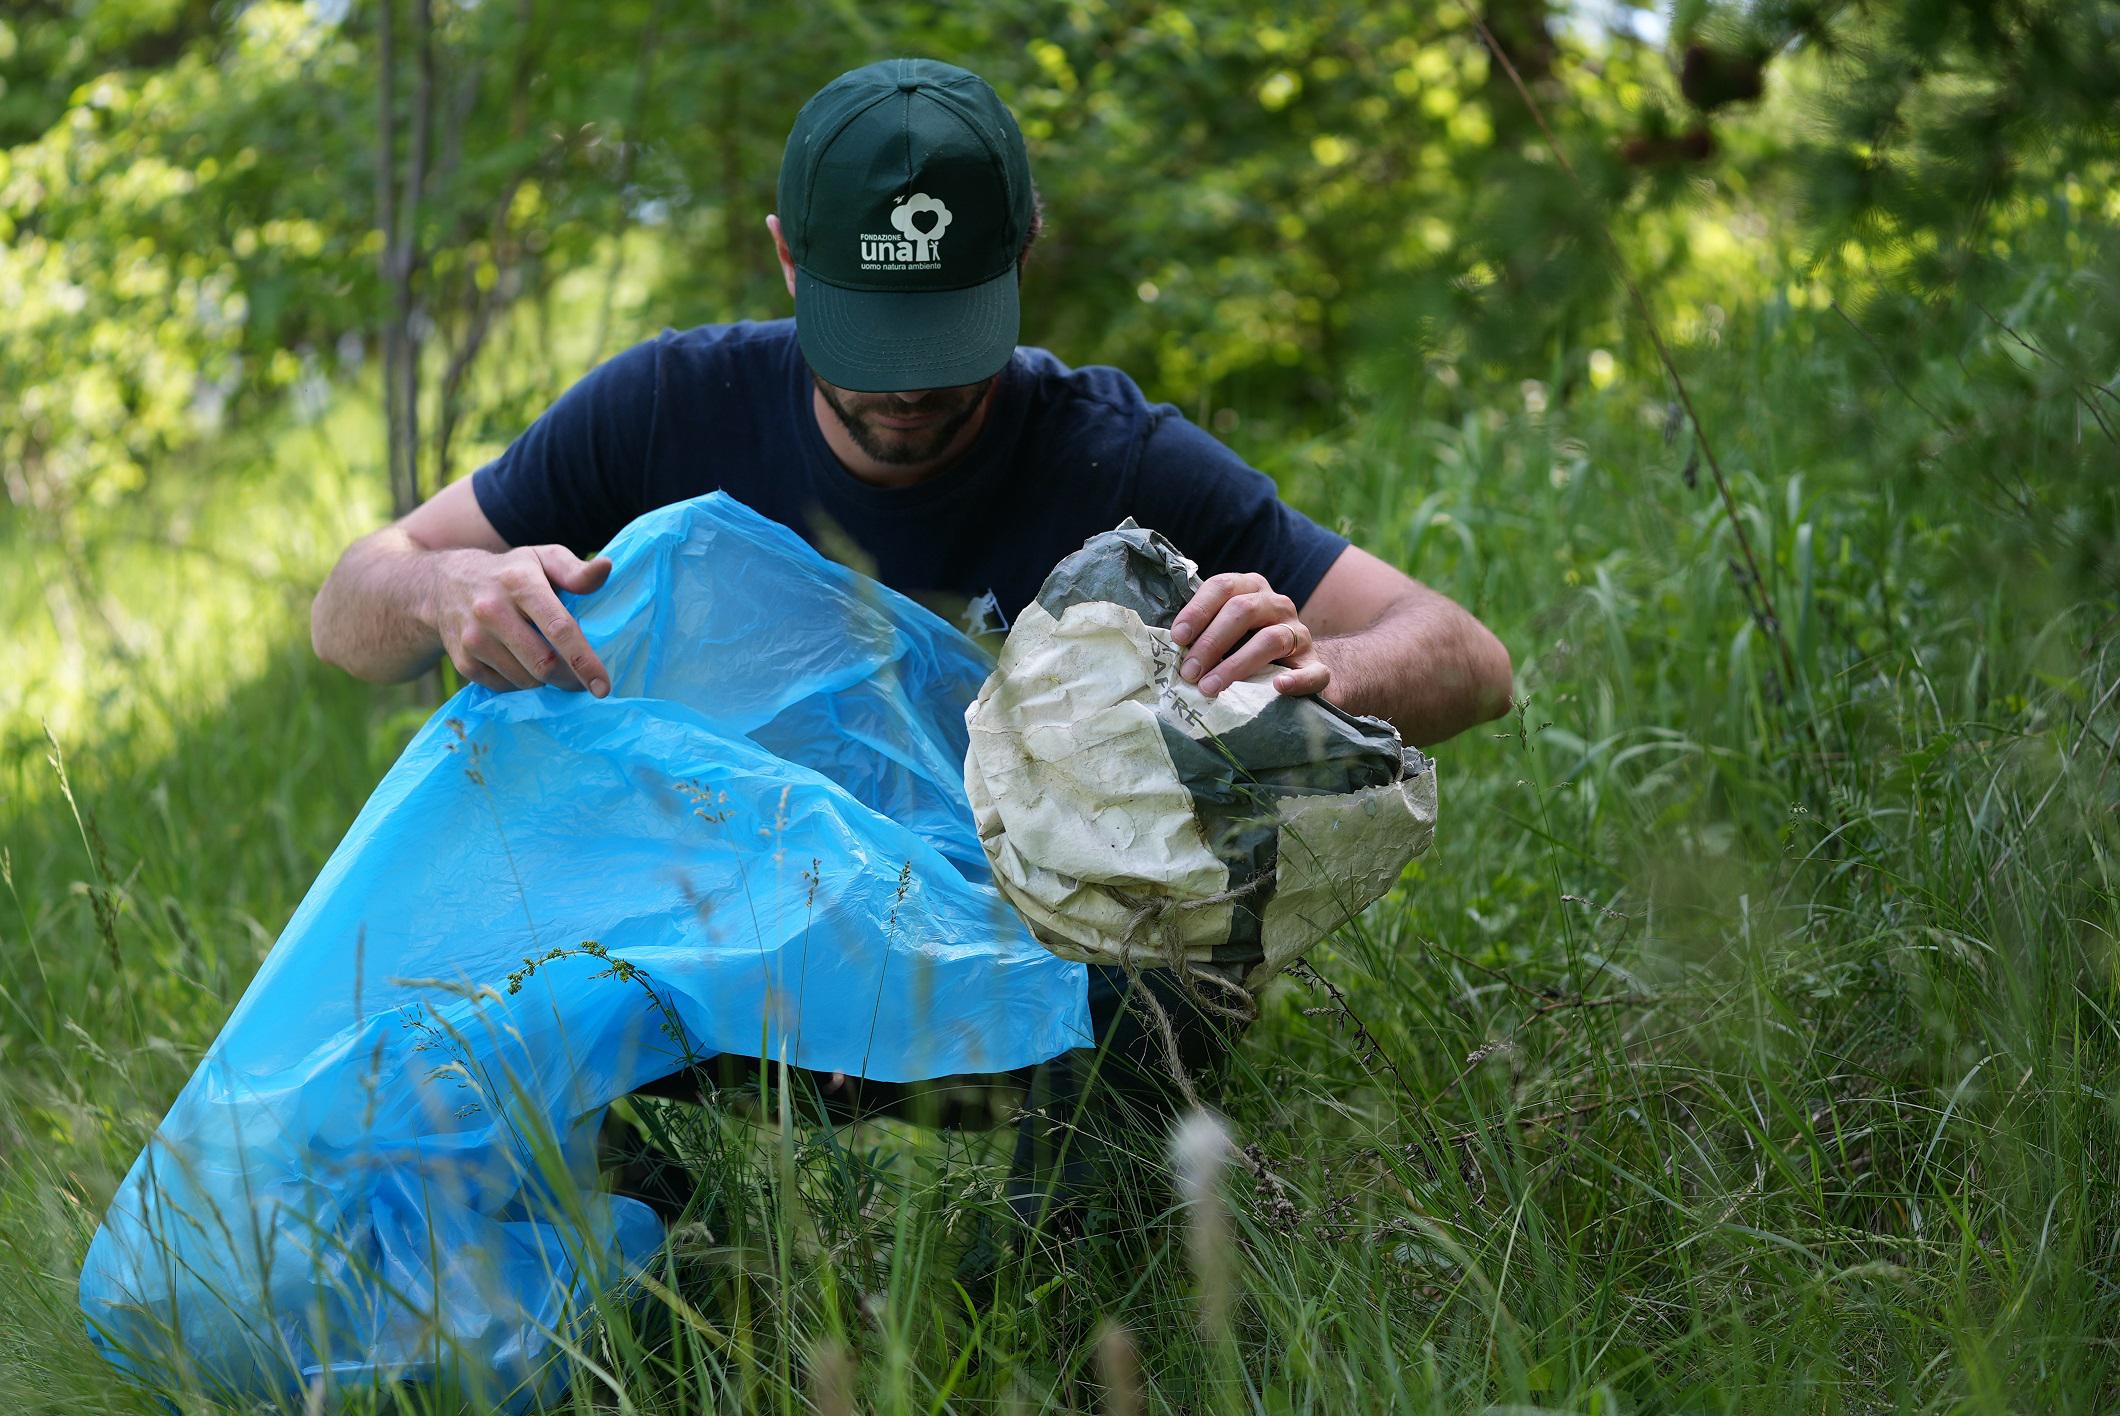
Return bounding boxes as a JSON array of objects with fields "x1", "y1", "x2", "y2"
[{"x1": 1100, "y1": 876, "x2": 1269, "y2": 1106}]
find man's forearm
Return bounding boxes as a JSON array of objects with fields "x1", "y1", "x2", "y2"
[
  {"x1": 1315, "y1": 592, "x2": 1513, "y2": 748},
  {"x1": 311, "y1": 528, "x2": 449, "y2": 683}
]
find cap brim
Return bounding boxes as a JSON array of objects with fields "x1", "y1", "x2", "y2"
[{"x1": 794, "y1": 265, "x2": 1019, "y2": 393}]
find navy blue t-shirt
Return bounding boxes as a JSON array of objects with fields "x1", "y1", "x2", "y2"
[{"x1": 471, "y1": 319, "x2": 1348, "y2": 630}]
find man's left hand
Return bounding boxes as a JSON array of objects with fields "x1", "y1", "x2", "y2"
[{"x1": 1169, "y1": 571, "x2": 1331, "y2": 700}]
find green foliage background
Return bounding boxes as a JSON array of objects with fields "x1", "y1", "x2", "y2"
[{"x1": 2, "y1": 0, "x2": 2117, "y2": 1410}]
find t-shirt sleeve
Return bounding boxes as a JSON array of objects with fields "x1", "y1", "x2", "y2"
[
  {"x1": 470, "y1": 337, "x2": 662, "y2": 557},
  {"x1": 1130, "y1": 411, "x2": 1350, "y2": 608}
]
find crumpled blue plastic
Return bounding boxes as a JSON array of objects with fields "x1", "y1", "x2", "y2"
[{"x1": 79, "y1": 492, "x2": 1092, "y2": 1408}]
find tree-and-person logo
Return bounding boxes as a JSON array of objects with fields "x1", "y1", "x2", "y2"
[{"x1": 859, "y1": 193, "x2": 953, "y2": 271}]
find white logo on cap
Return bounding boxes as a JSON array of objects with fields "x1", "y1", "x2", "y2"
[{"x1": 859, "y1": 192, "x2": 953, "y2": 271}]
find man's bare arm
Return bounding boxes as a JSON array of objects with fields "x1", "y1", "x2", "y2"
[
  {"x1": 311, "y1": 477, "x2": 614, "y2": 695},
  {"x1": 1171, "y1": 545, "x2": 1512, "y2": 748},
  {"x1": 1303, "y1": 548, "x2": 1513, "y2": 746}
]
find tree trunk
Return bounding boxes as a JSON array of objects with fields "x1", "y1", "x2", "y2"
[
  {"x1": 435, "y1": 0, "x2": 545, "y2": 487},
  {"x1": 590, "y1": 0, "x2": 664, "y2": 365},
  {"x1": 377, "y1": 0, "x2": 435, "y2": 518},
  {"x1": 376, "y1": 0, "x2": 405, "y2": 515},
  {"x1": 717, "y1": 0, "x2": 746, "y2": 318}
]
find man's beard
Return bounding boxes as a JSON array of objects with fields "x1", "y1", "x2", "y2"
[{"x1": 813, "y1": 374, "x2": 991, "y2": 466}]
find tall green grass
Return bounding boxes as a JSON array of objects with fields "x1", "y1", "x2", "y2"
[{"x1": 3, "y1": 274, "x2": 2115, "y2": 1411}]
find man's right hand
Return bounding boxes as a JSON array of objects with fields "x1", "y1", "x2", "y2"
[{"x1": 424, "y1": 545, "x2": 614, "y2": 696}]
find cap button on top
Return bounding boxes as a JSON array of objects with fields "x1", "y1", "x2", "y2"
[{"x1": 897, "y1": 78, "x2": 921, "y2": 91}]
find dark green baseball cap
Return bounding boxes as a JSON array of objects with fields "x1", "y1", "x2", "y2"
[{"x1": 778, "y1": 58, "x2": 1035, "y2": 393}]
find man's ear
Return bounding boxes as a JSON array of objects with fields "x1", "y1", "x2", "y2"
[{"x1": 766, "y1": 214, "x2": 797, "y2": 300}]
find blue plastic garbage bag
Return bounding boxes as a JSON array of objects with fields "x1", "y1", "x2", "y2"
[{"x1": 79, "y1": 492, "x2": 1091, "y2": 1407}]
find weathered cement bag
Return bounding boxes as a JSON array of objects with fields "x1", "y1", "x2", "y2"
[{"x1": 965, "y1": 523, "x2": 1438, "y2": 991}]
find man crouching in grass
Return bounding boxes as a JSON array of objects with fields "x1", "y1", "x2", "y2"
[{"x1": 311, "y1": 58, "x2": 1511, "y2": 1256}]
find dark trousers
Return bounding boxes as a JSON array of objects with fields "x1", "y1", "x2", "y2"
[{"x1": 624, "y1": 965, "x2": 1242, "y2": 1236}]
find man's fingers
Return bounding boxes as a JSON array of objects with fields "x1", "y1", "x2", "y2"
[
  {"x1": 1177, "y1": 596, "x2": 1262, "y2": 677},
  {"x1": 1179, "y1": 590, "x2": 1297, "y2": 685},
  {"x1": 536, "y1": 544, "x2": 613, "y2": 595},
  {"x1": 454, "y1": 626, "x2": 537, "y2": 690},
  {"x1": 1166, "y1": 569, "x2": 1322, "y2": 698},
  {"x1": 518, "y1": 580, "x2": 610, "y2": 696},
  {"x1": 468, "y1": 596, "x2": 568, "y2": 690},
  {"x1": 450, "y1": 651, "x2": 513, "y2": 694},
  {"x1": 504, "y1": 613, "x2": 584, "y2": 690},
  {"x1": 1198, "y1": 619, "x2": 1312, "y2": 695},
  {"x1": 1171, "y1": 572, "x2": 1267, "y2": 650},
  {"x1": 1272, "y1": 658, "x2": 1332, "y2": 697}
]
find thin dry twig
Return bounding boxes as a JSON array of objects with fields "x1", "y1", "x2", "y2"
[
  {"x1": 1830, "y1": 299, "x2": 1957, "y2": 436},
  {"x1": 1457, "y1": 3, "x2": 1800, "y2": 696}
]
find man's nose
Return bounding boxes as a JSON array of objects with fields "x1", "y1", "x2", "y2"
[{"x1": 891, "y1": 389, "x2": 933, "y2": 404}]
